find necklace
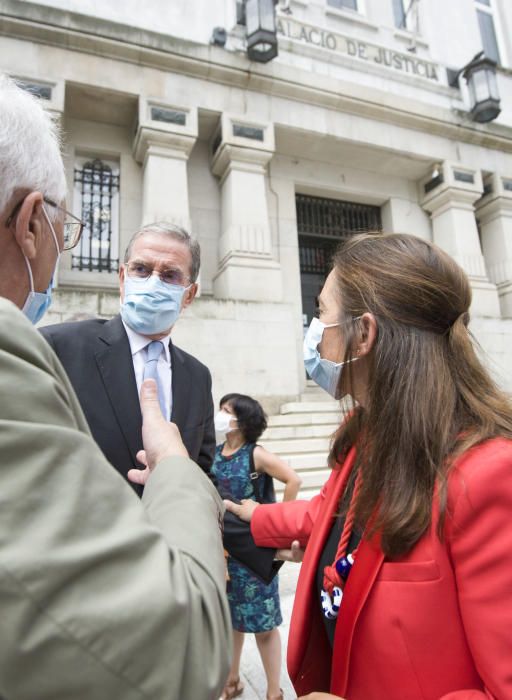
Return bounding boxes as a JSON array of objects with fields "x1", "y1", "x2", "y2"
[{"x1": 321, "y1": 469, "x2": 363, "y2": 620}]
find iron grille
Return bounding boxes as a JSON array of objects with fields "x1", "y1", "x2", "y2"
[
  {"x1": 297, "y1": 194, "x2": 381, "y2": 329},
  {"x1": 72, "y1": 159, "x2": 120, "y2": 273},
  {"x1": 296, "y1": 193, "x2": 382, "y2": 242},
  {"x1": 299, "y1": 236, "x2": 340, "y2": 275}
]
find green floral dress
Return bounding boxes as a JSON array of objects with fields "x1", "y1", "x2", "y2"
[{"x1": 212, "y1": 443, "x2": 282, "y2": 633}]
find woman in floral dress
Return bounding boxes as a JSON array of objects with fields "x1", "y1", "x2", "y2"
[{"x1": 212, "y1": 393, "x2": 301, "y2": 700}]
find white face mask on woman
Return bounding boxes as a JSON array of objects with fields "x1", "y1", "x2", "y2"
[
  {"x1": 303, "y1": 317, "x2": 360, "y2": 398},
  {"x1": 214, "y1": 410, "x2": 237, "y2": 435}
]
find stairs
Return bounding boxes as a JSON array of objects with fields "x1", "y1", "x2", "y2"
[{"x1": 261, "y1": 382, "x2": 342, "y2": 500}]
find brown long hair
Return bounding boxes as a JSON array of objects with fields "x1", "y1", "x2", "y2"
[{"x1": 330, "y1": 233, "x2": 512, "y2": 557}]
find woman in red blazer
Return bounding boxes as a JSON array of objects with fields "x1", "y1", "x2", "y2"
[{"x1": 226, "y1": 233, "x2": 512, "y2": 700}]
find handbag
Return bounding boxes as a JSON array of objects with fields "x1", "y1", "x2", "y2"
[{"x1": 248, "y1": 443, "x2": 276, "y2": 504}]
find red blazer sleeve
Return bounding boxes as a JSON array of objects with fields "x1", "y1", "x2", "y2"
[
  {"x1": 251, "y1": 471, "x2": 337, "y2": 549},
  {"x1": 442, "y1": 439, "x2": 512, "y2": 700}
]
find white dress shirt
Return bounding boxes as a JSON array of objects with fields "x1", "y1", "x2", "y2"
[{"x1": 122, "y1": 321, "x2": 173, "y2": 421}]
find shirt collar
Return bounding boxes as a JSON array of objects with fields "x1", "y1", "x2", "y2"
[{"x1": 122, "y1": 320, "x2": 172, "y2": 365}]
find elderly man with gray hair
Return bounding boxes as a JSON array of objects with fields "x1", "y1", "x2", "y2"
[{"x1": 0, "y1": 73, "x2": 231, "y2": 699}]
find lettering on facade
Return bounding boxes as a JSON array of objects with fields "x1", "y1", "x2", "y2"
[{"x1": 277, "y1": 19, "x2": 439, "y2": 82}]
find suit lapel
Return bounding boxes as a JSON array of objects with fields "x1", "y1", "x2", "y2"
[
  {"x1": 169, "y1": 340, "x2": 190, "y2": 429},
  {"x1": 95, "y1": 315, "x2": 142, "y2": 465}
]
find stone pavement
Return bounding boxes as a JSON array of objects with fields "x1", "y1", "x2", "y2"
[{"x1": 231, "y1": 562, "x2": 301, "y2": 700}]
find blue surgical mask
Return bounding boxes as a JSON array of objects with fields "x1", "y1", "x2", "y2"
[
  {"x1": 303, "y1": 317, "x2": 360, "y2": 398},
  {"x1": 120, "y1": 274, "x2": 190, "y2": 335},
  {"x1": 22, "y1": 206, "x2": 61, "y2": 325}
]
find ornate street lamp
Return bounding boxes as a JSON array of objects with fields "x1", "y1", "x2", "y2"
[
  {"x1": 245, "y1": 0, "x2": 279, "y2": 63},
  {"x1": 448, "y1": 51, "x2": 501, "y2": 124}
]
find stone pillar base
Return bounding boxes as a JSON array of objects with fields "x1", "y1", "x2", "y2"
[{"x1": 213, "y1": 255, "x2": 282, "y2": 302}]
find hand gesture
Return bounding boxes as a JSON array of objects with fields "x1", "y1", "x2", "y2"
[{"x1": 128, "y1": 379, "x2": 188, "y2": 486}]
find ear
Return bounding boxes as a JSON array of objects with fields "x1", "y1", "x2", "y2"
[
  {"x1": 13, "y1": 192, "x2": 45, "y2": 260},
  {"x1": 181, "y1": 282, "x2": 198, "y2": 309},
  {"x1": 355, "y1": 312, "x2": 378, "y2": 358}
]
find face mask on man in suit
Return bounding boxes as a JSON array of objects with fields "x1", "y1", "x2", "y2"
[{"x1": 120, "y1": 273, "x2": 192, "y2": 335}]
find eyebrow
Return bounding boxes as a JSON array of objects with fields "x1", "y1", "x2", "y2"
[{"x1": 130, "y1": 259, "x2": 179, "y2": 270}]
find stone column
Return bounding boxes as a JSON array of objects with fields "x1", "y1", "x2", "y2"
[
  {"x1": 420, "y1": 161, "x2": 500, "y2": 317},
  {"x1": 211, "y1": 114, "x2": 282, "y2": 302},
  {"x1": 476, "y1": 173, "x2": 512, "y2": 318},
  {"x1": 133, "y1": 99, "x2": 198, "y2": 230}
]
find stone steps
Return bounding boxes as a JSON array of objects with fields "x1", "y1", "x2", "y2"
[
  {"x1": 267, "y1": 411, "x2": 341, "y2": 427},
  {"x1": 260, "y1": 387, "x2": 343, "y2": 499},
  {"x1": 263, "y1": 436, "x2": 331, "y2": 454},
  {"x1": 264, "y1": 423, "x2": 335, "y2": 440}
]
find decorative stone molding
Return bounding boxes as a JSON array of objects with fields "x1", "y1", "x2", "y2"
[
  {"x1": 420, "y1": 161, "x2": 500, "y2": 317},
  {"x1": 476, "y1": 173, "x2": 512, "y2": 318},
  {"x1": 13, "y1": 74, "x2": 65, "y2": 119},
  {"x1": 133, "y1": 98, "x2": 198, "y2": 230},
  {"x1": 211, "y1": 115, "x2": 282, "y2": 302}
]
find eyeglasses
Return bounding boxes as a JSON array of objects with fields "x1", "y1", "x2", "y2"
[
  {"x1": 5, "y1": 196, "x2": 84, "y2": 251},
  {"x1": 125, "y1": 261, "x2": 192, "y2": 287}
]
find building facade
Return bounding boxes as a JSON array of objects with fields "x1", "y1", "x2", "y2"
[{"x1": 1, "y1": 0, "x2": 511, "y2": 410}]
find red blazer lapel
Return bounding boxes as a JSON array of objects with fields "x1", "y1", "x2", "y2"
[
  {"x1": 331, "y1": 530, "x2": 385, "y2": 696},
  {"x1": 289, "y1": 449, "x2": 357, "y2": 691}
]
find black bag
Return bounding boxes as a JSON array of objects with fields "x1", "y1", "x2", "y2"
[{"x1": 248, "y1": 443, "x2": 276, "y2": 504}]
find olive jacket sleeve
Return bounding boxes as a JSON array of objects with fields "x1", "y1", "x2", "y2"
[{"x1": 0, "y1": 298, "x2": 231, "y2": 700}]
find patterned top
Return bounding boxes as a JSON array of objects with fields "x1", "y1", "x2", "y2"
[{"x1": 212, "y1": 442, "x2": 282, "y2": 633}]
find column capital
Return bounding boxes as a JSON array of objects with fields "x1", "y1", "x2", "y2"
[
  {"x1": 419, "y1": 161, "x2": 483, "y2": 214},
  {"x1": 13, "y1": 75, "x2": 65, "y2": 119},
  {"x1": 133, "y1": 126, "x2": 197, "y2": 165},
  {"x1": 475, "y1": 173, "x2": 512, "y2": 225},
  {"x1": 133, "y1": 97, "x2": 198, "y2": 164},
  {"x1": 210, "y1": 113, "x2": 275, "y2": 181},
  {"x1": 211, "y1": 143, "x2": 274, "y2": 180}
]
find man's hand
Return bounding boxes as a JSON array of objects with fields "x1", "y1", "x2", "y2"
[
  {"x1": 127, "y1": 379, "x2": 188, "y2": 486},
  {"x1": 224, "y1": 498, "x2": 260, "y2": 522},
  {"x1": 297, "y1": 695, "x2": 345, "y2": 699},
  {"x1": 276, "y1": 540, "x2": 304, "y2": 563}
]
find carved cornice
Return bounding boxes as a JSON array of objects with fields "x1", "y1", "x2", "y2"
[{"x1": 1, "y1": 0, "x2": 512, "y2": 153}]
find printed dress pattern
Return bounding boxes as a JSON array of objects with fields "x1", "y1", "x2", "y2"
[{"x1": 212, "y1": 443, "x2": 282, "y2": 633}]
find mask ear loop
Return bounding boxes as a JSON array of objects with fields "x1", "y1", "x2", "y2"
[{"x1": 23, "y1": 255, "x2": 35, "y2": 296}]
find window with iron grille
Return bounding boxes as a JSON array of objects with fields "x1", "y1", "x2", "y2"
[
  {"x1": 72, "y1": 157, "x2": 120, "y2": 273},
  {"x1": 296, "y1": 194, "x2": 382, "y2": 327},
  {"x1": 297, "y1": 194, "x2": 381, "y2": 243}
]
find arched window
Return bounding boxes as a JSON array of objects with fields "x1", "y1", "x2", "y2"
[{"x1": 72, "y1": 157, "x2": 120, "y2": 273}]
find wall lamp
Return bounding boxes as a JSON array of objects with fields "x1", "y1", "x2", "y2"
[
  {"x1": 447, "y1": 51, "x2": 501, "y2": 124},
  {"x1": 238, "y1": 0, "x2": 279, "y2": 63}
]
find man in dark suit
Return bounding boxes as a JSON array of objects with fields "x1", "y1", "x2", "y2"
[
  {"x1": 41, "y1": 222, "x2": 213, "y2": 496},
  {"x1": 42, "y1": 222, "x2": 280, "y2": 582}
]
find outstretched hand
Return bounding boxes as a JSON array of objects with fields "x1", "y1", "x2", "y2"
[
  {"x1": 127, "y1": 379, "x2": 188, "y2": 486},
  {"x1": 223, "y1": 498, "x2": 260, "y2": 522}
]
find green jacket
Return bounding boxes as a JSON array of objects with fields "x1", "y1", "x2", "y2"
[{"x1": 0, "y1": 298, "x2": 231, "y2": 699}]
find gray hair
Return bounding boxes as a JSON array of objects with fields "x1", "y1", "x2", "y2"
[
  {"x1": 0, "y1": 74, "x2": 66, "y2": 218},
  {"x1": 124, "y1": 222, "x2": 201, "y2": 282}
]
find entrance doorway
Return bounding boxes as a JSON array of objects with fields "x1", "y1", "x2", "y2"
[{"x1": 296, "y1": 194, "x2": 382, "y2": 329}]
